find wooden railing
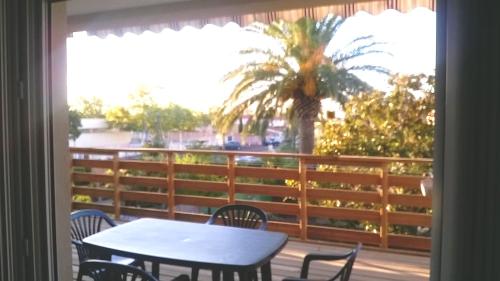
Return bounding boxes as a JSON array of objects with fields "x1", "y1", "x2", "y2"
[{"x1": 70, "y1": 147, "x2": 433, "y2": 251}]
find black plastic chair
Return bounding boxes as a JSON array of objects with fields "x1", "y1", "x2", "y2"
[
  {"x1": 191, "y1": 204, "x2": 268, "y2": 281},
  {"x1": 70, "y1": 209, "x2": 144, "y2": 268},
  {"x1": 206, "y1": 204, "x2": 268, "y2": 230},
  {"x1": 77, "y1": 259, "x2": 191, "y2": 281},
  {"x1": 283, "y1": 243, "x2": 362, "y2": 281}
]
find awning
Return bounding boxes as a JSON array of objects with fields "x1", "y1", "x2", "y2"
[{"x1": 67, "y1": 0, "x2": 435, "y2": 37}]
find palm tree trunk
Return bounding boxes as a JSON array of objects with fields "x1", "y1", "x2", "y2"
[
  {"x1": 299, "y1": 115, "x2": 315, "y2": 154},
  {"x1": 293, "y1": 94, "x2": 321, "y2": 154}
]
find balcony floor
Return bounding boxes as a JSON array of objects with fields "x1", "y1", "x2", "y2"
[{"x1": 72, "y1": 239, "x2": 429, "y2": 281}]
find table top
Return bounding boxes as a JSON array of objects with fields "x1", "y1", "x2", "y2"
[{"x1": 83, "y1": 218, "x2": 288, "y2": 271}]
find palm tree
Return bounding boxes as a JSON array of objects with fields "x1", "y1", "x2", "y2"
[{"x1": 215, "y1": 15, "x2": 387, "y2": 154}]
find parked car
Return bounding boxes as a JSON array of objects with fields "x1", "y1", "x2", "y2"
[
  {"x1": 263, "y1": 138, "x2": 280, "y2": 147},
  {"x1": 235, "y1": 156, "x2": 263, "y2": 166},
  {"x1": 224, "y1": 141, "x2": 241, "y2": 150}
]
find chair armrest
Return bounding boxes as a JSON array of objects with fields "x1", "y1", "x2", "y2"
[
  {"x1": 300, "y1": 252, "x2": 353, "y2": 279},
  {"x1": 71, "y1": 240, "x2": 83, "y2": 247}
]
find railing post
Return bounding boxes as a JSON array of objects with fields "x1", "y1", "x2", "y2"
[
  {"x1": 379, "y1": 163, "x2": 389, "y2": 249},
  {"x1": 112, "y1": 152, "x2": 121, "y2": 220},
  {"x1": 167, "y1": 152, "x2": 175, "y2": 219},
  {"x1": 227, "y1": 154, "x2": 236, "y2": 204},
  {"x1": 70, "y1": 152, "x2": 74, "y2": 210},
  {"x1": 299, "y1": 157, "x2": 308, "y2": 240}
]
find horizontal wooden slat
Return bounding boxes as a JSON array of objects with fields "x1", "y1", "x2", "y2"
[
  {"x1": 174, "y1": 163, "x2": 227, "y2": 176},
  {"x1": 121, "y1": 207, "x2": 169, "y2": 219},
  {"x1": 235, "y1": 167, "x2": 299, "y2": 180},
  {"x1": 388, "y1": 175, "x2": 425, "y2": 189},
  {"x1": 119, "y1": 176, "x2": 167, "y2": 188},
  {"x1": 119, "y1": 160, "x2": 167, "y2": 172},
  {"x1": 388, "y1": 234, "x2": 431, "y2": 251},
  {"x1": 72, "y1": 202, "x2": 114, "y2": 214},
  {"x1": 303, "y1": 158, "x2": 385, "y2": 167},
  {"x1": 308, "y1": 206, "x2": 380, "y2": 222},
  {"x1": 235, "y1": 183, "x2": 299, "y2": 197},
  {"x1": 121, "y1": 191, "x2": 167, "y2": 204},
  {"x1": 307, "y1": 188, "x2": 380, "y2": 203},
  {"x1": 70, "y1": 147, "x2": 432, "y2": 163},
  {"x1": 235, "y1": 200, "x2": 300, "y2": 216},
  {"x1": 303, "y1": 155, "x2": 432, "y2": 165},
  {"x1": 308, "y1": 225, "x2": 381, "y2": 246},
  {"x1": 389, "y1": 194, "x2": 432, "y2": 208},
  {"x1": 174, "y1": 179, "x2": 227, "y2": 193},
  {"x1": 72, "y1": 159, "x2": 113, "y2": 169},
  {"x1": 267, "y1": 221, "x2": 301, "y2": 237},
  {"x1": 73, "y1": 186, "x2": 113, "y2": 198},
  {"x1": 388, "y1": 212, "x2": 432, "y2": 227},
  {"x1": 175, "y1": 211, "x2": 210, "y2": 223},
  {"x1": 175, "y1": 195, "x2": 227, "y2": 207},
  {"x1": 72, "y1": 173, "x2": 114, "y2": 183},
  {"x1": 307, "y1": 171, "x2": 381, "y2": 185},
  {"x1": 70, "y1": 147, "x2": 117, "y2": 154}
]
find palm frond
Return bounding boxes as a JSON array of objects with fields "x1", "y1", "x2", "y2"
[
  {"x1": 222, "y1": 60, "x2": 286, "y2": 82},
  {"x1": 215, "y1": 89, "x2": 272, "y2": 132},
  {"x1": 215, "y1": 82, "x2": 283, "y2": 133},
  {"x1": 338, "y1": 35, "x2": 376, "y2": 46},
  {"x1": 239, "y1": 48, "x2": 285, "y2": 58},
  {"x1": 333, "y1": 44, "x2": 389, "y2": 65},
  {"x1": 317, "y1": 15, "x2": 344, "y2": 44},
  {"x1": 344, "y1": 65, "x2": 391, "y2": 74}
]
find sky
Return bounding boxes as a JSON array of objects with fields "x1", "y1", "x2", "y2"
[{"x1": 67, "y1": 8, "x2": 436, "y2": 113}]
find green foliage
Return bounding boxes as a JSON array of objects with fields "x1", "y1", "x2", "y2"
[
  {"x1": 105, "y1": 106, "x2": 137, "y2": 131},
  {"x1": 78, "y1": 96, "x2": 105, "y2": 118},
  {"x1": 315, "y1": 74, "x2": 435, "y2": 159},
  {"x1": 68, "y1": 107, "x2": 82, "y2": 141},
  {"x1": 311, "y1": 74, "x2": 435, "y2": 236},
  {"x1": 215, "y1": 15, "x2": 387, "y2": 153},
  {"x1": 72, "y1": 194, "x2": 92, "y2": 203},
  {"x1": 105, "y1": 89, "x2": 209, "y2": 148}
]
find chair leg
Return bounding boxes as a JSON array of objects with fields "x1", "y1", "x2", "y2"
[
  {"x1": 251, "y1": 269, "x2": 258, "y2": 281},
  {"x1": 135, "y1": 260, "x2": 146, "y2": 270},
  {"x1": 238, "y1": 270, "x2": 258, "y2": 281},
  {"x1": 237, "y1": 270, "x2": 252, "y2": 281},
  {"x1": 152, "y1": 262, "x2": 160, "y2": 279},
  {"x1": 261, "y1": 262, "x2": 272, "y2": 281},
  {"x1": 191, "y1": 267, "x2": 200, "y2": 281},
  {"x1": 212, "y1": 269, "x2": 221, "y2": 281},
  {"x1": 222, "y1": 270, "x2": 236, "y2": 281}
]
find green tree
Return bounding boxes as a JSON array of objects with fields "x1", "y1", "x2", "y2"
[
  {"x1": 105, "y1": 89, "x2": 209, "y2": 147},
  {"x1": 105, "y1": 106, "x2": 137, "y2": 131},
  {"x1": 315, "y1": 73, "x2": 435, "y2": 158},
  {"x1": 214, "y1": 16, "x2": 386, "y2": 154},
  {"x1": 79, "y1": 96, "x2": 105, "y2": 118},
  {"x1": 312, "y1": 74, "x2": 434, "y2": 236},
  {"x1": 68, "y1": 107, "x2": 82, "y2": 141}
]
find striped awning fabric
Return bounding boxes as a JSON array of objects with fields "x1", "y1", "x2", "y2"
[{"x1": 69, "y1": 0, "x2": 435, "y2": 37}]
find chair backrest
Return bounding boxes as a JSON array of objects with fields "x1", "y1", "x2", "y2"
[
  {"x1": 77, "y1": 259, "x2": 158, "y2": 281},
  {"x1": 70, "y1": 209, "x2": 117, "y2": 263},
  {"x1": 331, "y1": 243, "x2": 362, "y2": 281},
  {"x1": 207, "y1": 204, "x2": 268, "y2": 230}
]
